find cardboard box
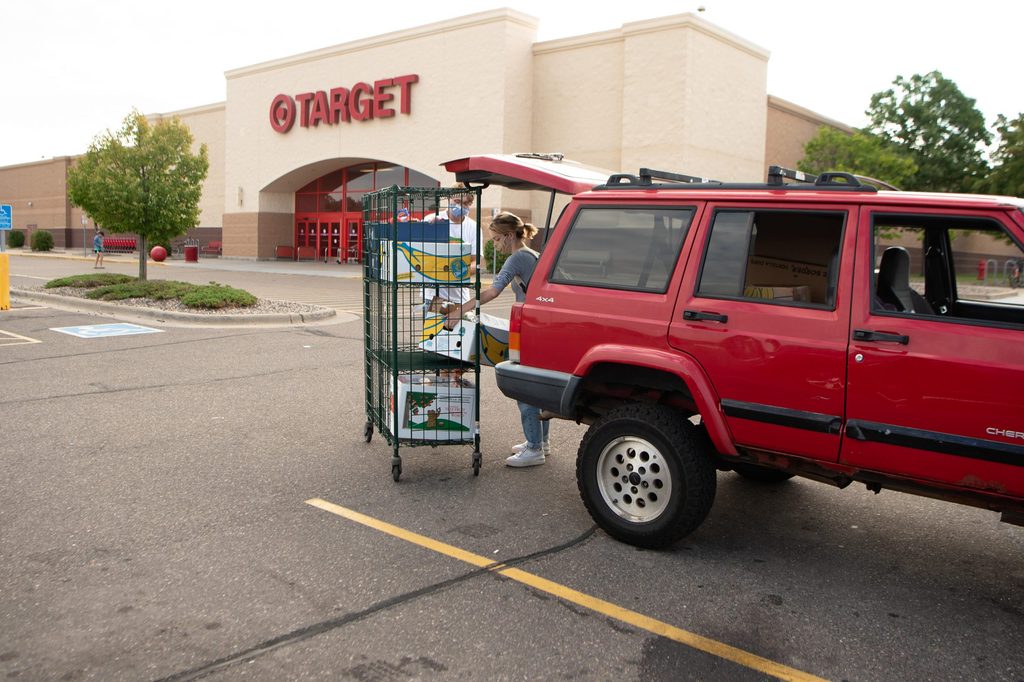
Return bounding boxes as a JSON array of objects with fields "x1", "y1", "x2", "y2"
[
  {"x1": 742, "y1": 285, "x2": 811, "y2": 302},
  {"x1": 418, "y1": 312, "x2": 510, "y2": 367},
  {"x1": 380, "y1": 241, "x2": 472, "y2": 284},
  {"x1": 745, "y1": 255, "x2": 829, "y2": 303},
  {"x1": 420, "y1": 317, "x2": 476, "y2": 362},
  {"x1": 387, "y1": 374, "x2": 476, "y2": 442},
  {"x1": 369, "y1": 220, "x2": 450, "y2": 243},
  {"x1": 476, "y1": 313, "x2": 509, "y2": 367}
]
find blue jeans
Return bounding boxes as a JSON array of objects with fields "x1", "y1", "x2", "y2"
[{"x1": 518, "y1": 401, "x2": 549, "y2": 449}]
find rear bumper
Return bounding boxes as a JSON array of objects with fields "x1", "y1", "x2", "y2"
[{"x1": 494, "y1": 361, "x2": 580, "y2": 417}]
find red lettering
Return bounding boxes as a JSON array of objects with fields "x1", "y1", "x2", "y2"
[
  {"x1": 295, "y1": 92, "x2": 314, "y2": 127},
  {"x1": 308, "y1": 91, "x2": 329, "y2": 127},
  {"x1": 329, "y1": 87, "x2": 350, "y2": 124},
  {"x1": 269, "y1": 94, "x2": 295, "y2": 133},
  {"x1": 350, "y1": 82, "x2": 372, "y2": 121},
  {"x1": 373, "y1": 79, "x2": 395, "y2": 118},
  {"x1": 394, "y1": 74, "x2": 419, "y2": 115},
  {"x1": 270, "y1": 74, "x2": 418, "y2": 132}
]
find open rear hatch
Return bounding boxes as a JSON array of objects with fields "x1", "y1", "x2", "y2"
[
  {"x1": 443, "y1": 153, "x2": 612, "y2": 195},
  {"x1": 442, "y1": 153, "x2": 614, "y2": 242}
]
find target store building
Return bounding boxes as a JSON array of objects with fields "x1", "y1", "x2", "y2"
[{"x1": 0, "y1": 9, "x2": 850, "y2": 257}]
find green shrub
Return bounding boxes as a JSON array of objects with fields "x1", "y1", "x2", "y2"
[
  {"x1": 86, "y1": 280, "x2": 195, "y2": 301},
  {"x1": 179, "y1": 284, "x2": 257, "y2": 309},
  {"x1": 30, "y1": 230, "x2": 54, "y2": 252},
  {"x1": 44, "y1": 275, "x2": 257, "y2": 310},
  {"x1": 46, "y1": 273, "x2": 135, "y2": 289},
  {"x1": 8, "y1": 230, "x2": 25, "y2": 248},
  {"x1": 483, "y1": 239, "x2": 510, "y2": 273}
]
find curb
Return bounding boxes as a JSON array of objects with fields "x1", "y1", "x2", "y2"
[
  {"x1": 10, "y1": 288, "x2": 339, "y2": 326},
  {"x1": 4, "y1": 250, "x2": 162, "y2": 265}
]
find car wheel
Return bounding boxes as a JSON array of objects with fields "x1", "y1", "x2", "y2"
[
  {"x1": 731, "y1": 462, "x2": 794, "y2": 483},
  {"x1": 576, "y1": 404, "x2": 716, "y2": 548}
]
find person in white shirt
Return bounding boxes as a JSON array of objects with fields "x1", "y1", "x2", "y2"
[{"x1": 422, "y1": 186, "x2": 479, "y2": 309}]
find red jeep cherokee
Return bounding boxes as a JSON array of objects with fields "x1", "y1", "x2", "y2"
[{"x1": 448, "y1": 157, "x2": 1024, "y2": 548}]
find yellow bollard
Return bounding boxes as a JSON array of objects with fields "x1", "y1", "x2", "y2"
[{"x1": 0, "y1": 253, "x2": 9, "y2": 310}]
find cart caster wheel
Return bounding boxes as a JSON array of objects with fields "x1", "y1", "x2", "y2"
[
  {"x1": 392, "y1": 463, "x2": 402, "y2": 482},
  {"x1": 472, "y1": 451, "x2": 482, "y2": 476},
  {"x1": 364, "y1": 421, "x2": 373, "y2": 443}
]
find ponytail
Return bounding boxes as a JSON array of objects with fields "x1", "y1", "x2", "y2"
[{"x1": 490, "y1": 211, "x2": 537, "y2": 244}]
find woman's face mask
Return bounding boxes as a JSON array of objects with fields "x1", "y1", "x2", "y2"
[{"x1": 448, "y1": 203, "x2": 468, "y2": 219}]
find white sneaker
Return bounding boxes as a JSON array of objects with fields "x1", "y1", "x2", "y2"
[
  {"x1": 512, "y1": 441, "x2": 550, "y2": 455},
  {"x1": 506, "y1": 448, "x2": 545, "y2": 468}
]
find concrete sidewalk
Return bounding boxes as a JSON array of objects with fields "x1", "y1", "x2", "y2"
[
  {"x1": 6, "y1": 248, "x2": 497, "y2": 285},
  {"x1": 5, "y1": 248, "x2": 364, "y2": 279}
]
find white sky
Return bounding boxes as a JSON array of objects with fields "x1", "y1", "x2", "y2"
[{"x1": 2, "y1": 0, "x2": 1020, "y2": 168}]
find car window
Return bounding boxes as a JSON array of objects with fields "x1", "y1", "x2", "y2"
[
  {"x1": 871, "y1": 213, "x2": 1024, "y2": 327},
  {"x1": 696, "y1": 209, "x2": 845, "y2": 307},
  {"x1": 550, "y1": 207, "x2": 694, "y2": 293}
]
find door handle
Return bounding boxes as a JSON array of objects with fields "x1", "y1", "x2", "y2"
[
  {"x1": 683, "y1": 310, "x2": 728, "y2": 323},
  {"x1": 852, "y1": 329, "x2": 909, "y2": 345}
]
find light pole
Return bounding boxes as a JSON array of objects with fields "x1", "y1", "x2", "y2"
[{"x1": 81, "y1": 214, "x2": 88, "y2": 257}]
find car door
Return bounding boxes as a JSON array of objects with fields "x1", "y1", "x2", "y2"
[
  {"x1": 668, "y1": 201, "x2": 855, "y2": 462},
  {"x1": 841, "y1": 206, "x2": 1024, "y2": 497}
]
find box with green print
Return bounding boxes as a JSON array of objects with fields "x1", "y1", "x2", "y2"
[{"x1": 387, "y1": 373, "x2": 476, "y2": 441}]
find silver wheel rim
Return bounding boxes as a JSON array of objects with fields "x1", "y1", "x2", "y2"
[{"x1": 595, "y1": 435, "x2": 672, "y2": 523}]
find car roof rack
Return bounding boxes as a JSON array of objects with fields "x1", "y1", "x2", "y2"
[
  {"x1": 768, "y1": 165, "x2": 895, "y2": 191},
  {"x1": 514, "y1": 152, "x2": 565, "y2": 162},
  {"x1": 602, "y1": 168, "x2": 722, "y2": 188},
  {"x1": 594, "y1": 165, "x2": 885, "y2": 193}
]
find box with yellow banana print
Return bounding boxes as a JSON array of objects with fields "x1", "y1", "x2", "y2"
[
  {"x1": 380, "y1": 240, "x2": 473, "y2": 284},
  {"x1": 419, "y1": 312, "x2": 510, "y2": 367}
]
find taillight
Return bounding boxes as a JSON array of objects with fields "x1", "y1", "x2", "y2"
[{"x1": 508, "y1": 303, "x2": 523, "y2": 362}]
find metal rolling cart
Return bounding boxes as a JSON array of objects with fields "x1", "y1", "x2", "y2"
[{"x1": 362, "y1": 185, "x2": 482, "y2": 481}]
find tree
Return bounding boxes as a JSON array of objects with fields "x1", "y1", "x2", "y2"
[
  {"x1": 866, "y1": 71, "x2": 990, "y2": 193},
  {"x1": 799, "y1": 126, "x2": 918, "y2": 189},
  {"x1": 979, "y1": 113, "x2": 1024, "y2": 197},
  {"x1": 68, "y1": 111, "x2": 209, "y2": 280}
]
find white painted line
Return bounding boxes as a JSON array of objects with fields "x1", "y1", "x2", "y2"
[{"x1": 0, "y1": 329, "x2": 42, "y2": 345}]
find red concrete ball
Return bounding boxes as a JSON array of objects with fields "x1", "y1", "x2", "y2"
[{"x1": 150, "y1": 245, "x2": 167, "y2": 262}]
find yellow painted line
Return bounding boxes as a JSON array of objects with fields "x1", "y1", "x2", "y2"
[
  {"x1": 306, "y1": 498, "x2": 826, "y2": 682},
  {"x1": 306, "y1": 498, "x2": 497, "y2": 569},
  {"x1": 0, "y1": 329, "x2": 42, "y2": 345}
]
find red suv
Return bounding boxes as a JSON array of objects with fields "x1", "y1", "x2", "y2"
[{"x1": 446, "y1": 156, "x2": 1024, "y2": 548}]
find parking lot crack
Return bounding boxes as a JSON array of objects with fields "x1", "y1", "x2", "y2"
[{"x1": 152, "y1": 525, "x2": 596, "y2": 681}]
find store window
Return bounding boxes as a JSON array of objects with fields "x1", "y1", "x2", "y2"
[
  {"x1": 345, "y1": 164, "x2": 375, "y2": 192},
  {"x1": 295, "y1": 162, "x2": 439, "y2": 217},
  {"x1": 292, "y1": 162, "x2": 440, "y2": 262}
]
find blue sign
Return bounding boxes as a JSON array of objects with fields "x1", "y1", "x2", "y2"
[
  {"x1": 50, "y1": 323, "x2": 165, "y2": 339},
  {"x1": 0, "y1": 204, "x2": 11, "y2": 230}
]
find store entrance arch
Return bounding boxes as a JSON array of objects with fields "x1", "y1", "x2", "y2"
[{"x1": 294, "y1": 162, "x2": 439, "y2": 262}]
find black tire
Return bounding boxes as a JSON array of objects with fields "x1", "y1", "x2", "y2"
[
  {"x1": 731, "y1": 462, "x2": 794, "y2": 483},
  {"x1": 576, "y1": 404, "x2": 716, "y2": 549},
  {"x1": 364, "y1": 421, "x2": 373, "y2": 443}
]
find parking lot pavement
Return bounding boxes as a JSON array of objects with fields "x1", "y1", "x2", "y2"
[{"x1": 1, "y1": 277, "x2": 1022, "y2": 680}]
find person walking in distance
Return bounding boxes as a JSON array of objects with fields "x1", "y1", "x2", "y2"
[{"x1": 93, "y1": 230, "x2": 105, "y2": 268}]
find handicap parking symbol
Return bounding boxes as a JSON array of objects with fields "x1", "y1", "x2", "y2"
[{"x1": 50, "y1": 323, "x2": 165, "y2": 338}]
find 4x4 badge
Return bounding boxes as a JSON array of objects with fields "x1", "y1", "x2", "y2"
[{"x1": 535, "y1": 296, "x2": 555, "y2": 303}]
